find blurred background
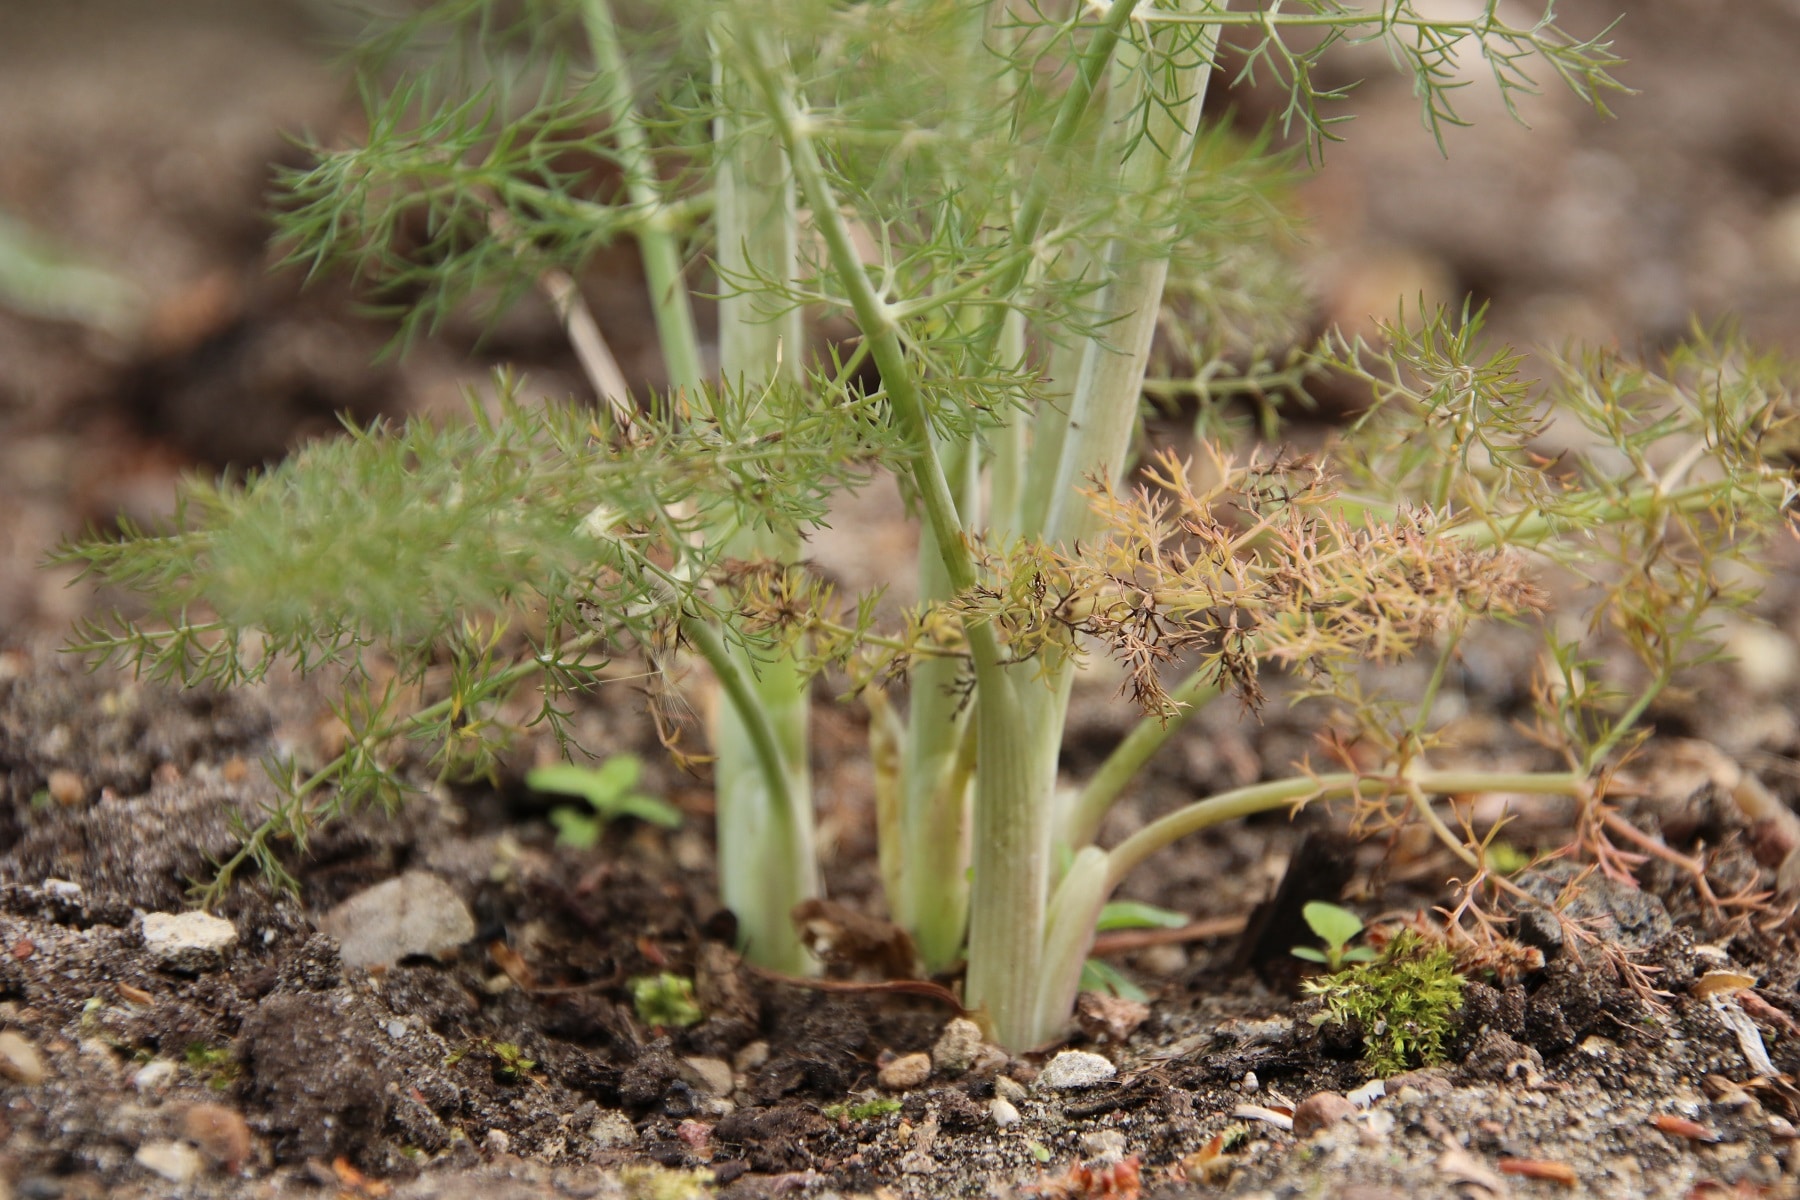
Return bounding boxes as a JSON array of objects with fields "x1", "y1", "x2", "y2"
[{"x1": 4, "y1": 0, "x2": 1800, "y2": 639}]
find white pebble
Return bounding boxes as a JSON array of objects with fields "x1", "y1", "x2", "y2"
[{"x1": 1036, "y1": 1050, "x2": 1116, "y2": 1091}]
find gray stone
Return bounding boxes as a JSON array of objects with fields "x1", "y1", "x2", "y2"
[
  {"x1": 681, "y1": 1055, "x2": 734, "y2": 1098},
  {"x1": 990, "y1": 1098, "x2": 1022, "y2": 1128},
  {"x1": 930, "y1": 1017, "x2": 986, "y2": 1076},
  {"x1": 589, "y1": 1110, "x2": 638, "y2": 1150},
  {"x1": 131, "y1": 1059, "x2": 177, "y2": 1092},
  {"x1": 1036, "y1": 1050, "x2": 1116, "y2": 1091},
  {"x1": 1513, "y1": 859, "x2": 1672, "y2": 955},
  {"x1": 1079, "y1": 1129, "x2": 1127, "y2": 1159},
  {"x1": 318, "y1": 871, "x2": 475, "y2": 969},
  {"x1": 141, "y1": 910, "x2": 237, "y2": 972}
]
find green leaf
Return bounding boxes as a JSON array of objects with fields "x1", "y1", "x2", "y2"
[
  {"x1": 1301, "y1": 901, "x2": 1364, "y2": 951},
  {"x1": 1079, "y1": 957, "x2": 1149, "y2": 1003},
  {"x1": 1290, "y1": 946, "x2": 1327, "y2": 963},
  {"x1": 1095, "y1": 900, "x2": 1188, "y2": 932},
  {"x1": 528, "y1": 758, "x2": 682, "y2": 829},
  {"x1": 547, "y1": 806, "x2": 602, "y2": 850}
]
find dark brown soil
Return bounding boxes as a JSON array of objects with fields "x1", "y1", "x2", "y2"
[{"x1": 9, "y1": 3, "x2": 1800, "y2": 1198}]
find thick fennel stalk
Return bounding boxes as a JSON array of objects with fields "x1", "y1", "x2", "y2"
[
  {"x1": 964, "y1": 0, "x2": 1225, "y2": 1051},
  {"x1": 709, "y1": 26, "x2": 819, "y2": 975}
]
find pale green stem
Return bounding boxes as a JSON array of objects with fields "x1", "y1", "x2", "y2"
[
  {"x1": 973, "y1": 0, "x2": 1146, "y2": 351},
  {"x1": 1063, "y1": 667, "x2": 1222, "y2": 850},
  {"x1": 898, "y1": 448, "x2": 978, "y2": 972},
  {"x1": 707, "y1": 24, "x2": 819, "y2": 973},
  {"x1": 578, "y1": 0, "x2": 705, "y2": 393},
  {"x1": 1031, "y1": 845, "x2": 1110, "y2": 1044},
  {"x1": 1103, "y1": 768, "x2": 1588, "y2": 891},
  {"x1": 733, "y1": 20, "x2": 984, "y2": 604},
  {"x1": 965, "y1": 663, "x2": 1063, "y2": 1045},
  {"x1": 1439, "y1": 478, "x2": 1787, "y2": 550},
  {"x1": 1017, "y1": 332, "x2": 1088, "y2": 539},
  {"x1": 964, "y1": 0, "x2": 1224, "y2": 1050},
  {"x1": 987, "y1": 307, "x2": 1031, "y2": 539},
  {"x1": 1042, "y1": 9, "x2": 1222, "y2": 548},
  {"x1": 713, "y1": 27, "x2": 804, "y2": 382},
  {"x1": 686, "y1": 618, "x2": 817, "y2": 973}
]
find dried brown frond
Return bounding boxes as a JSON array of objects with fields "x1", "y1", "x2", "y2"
[{"x1": 948, "y1": 447, "x2": 1545, "y2": 724}]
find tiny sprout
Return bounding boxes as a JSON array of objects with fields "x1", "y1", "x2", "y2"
[
  {"x1": 489, "y1": 1041, "x2": 537, "y2": 1084},
  {"x1": 1292, "y1": 901, "x2": 1380, "y2": 972},
  {"x1": 629, "y1": 972, "x2": 704, "y2": 1029},
  {"x1": 529, "y1": 756, "x2": 682, "y2": 850}
]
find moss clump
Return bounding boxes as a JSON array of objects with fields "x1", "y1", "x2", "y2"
[
  {"x1": 619, "y1": 1165, "x2": 713, "y2": 1200},
  {"x1": 629, "y1": 973, "x2": 704, "y2": 1029},
  {"x1": 823, "y1": 1097, "x2": 901, "y2": 1121},
  {"x1": 1303, "y1": 930, "x2": 1464, "y2": 1076}
]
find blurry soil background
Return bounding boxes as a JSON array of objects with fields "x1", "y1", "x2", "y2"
[{"x1": 8, "y1": 2, "x2": 1800, "y2": 1198}]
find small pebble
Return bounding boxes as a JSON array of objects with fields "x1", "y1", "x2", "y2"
[
  {"x1": 990, "y1": 1098, "x2": 1022, "y2": 1128},
  {"x1": 1134, "y1": 943, "x2": 1188, "y2": 976},
  {"x1": 931, "y1": 1018, "x2": 986, "y2": 1076},
  {"x1": 482, "y1": 1128, "x2": 512, "y2": 1156},
  {"x1": 1079, "y1": 1129, "x2": 1127, "y2": 1160},
  {"x1": 733, "y1": 1040, "x2": 770, "y2": 1073},
  {"x1": 0, "y1": 1030, "x2": 48, "y2": 1084},
  {"x1": 134, "y1": 1140, "x2": 203, "y2": 1184},
  {"x1": 141, "y1": 911, "x2": 237, "y2": 973},
  {"x1": 590, "y1": 1110, "x2": 639, "y2": 1149},
  {"x1": 676, "y1": 1119, "x2": 711, "y2": 1150},
  {"x1": 1036, "y1": 1050, "x2": 1115, "y2": 1091},
  {"x1": 879, "y1": 1052, "x2": 932, "y2": 1091},
  {"x1": 183, "y1": 1102, "x2": 252, "y2": 1171},
  {"x1": 1292, "y1": 1091, "x2": 1358, "y2": 1138},
  {"x1": 682, "y1": 1055, "x2": 734, "y2": 1098},
  {"x1": 994, "y1": 1074, "x2": 1028, "y2": 1104},
  {"x1": 132, "y1": 1059, "x2": 178, "y2": 1092},
  {"x1": 46, "y1": 769, "x2": 85, "y2": 806},
  {"x1": 318, "y1": 871, "x2": 475, "y2": 969},
  {"x1": 898, "y1": 1151, "x2": 938, "y2": 1174}
]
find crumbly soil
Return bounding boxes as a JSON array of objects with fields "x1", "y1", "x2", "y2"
[{"x1": 8, "y1": 2, "x2": 1800, "y2": 1199}]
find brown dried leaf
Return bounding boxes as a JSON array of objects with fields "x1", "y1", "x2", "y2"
[
  {"x1": 1497, "y1": 1158, "x2": 1578, "y2": 1186},
  {"x1": 1653, "y1": 1114, "x2": 1722, "y2": 1143}
]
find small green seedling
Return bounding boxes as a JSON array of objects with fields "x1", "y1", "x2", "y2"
[
  {"x1": 528, "y1": 756, "x2": 682, "y2": 849},
  {"x1": 1292, "y1": 901, "x2": 1379, "y2": 971},
  {"x1": 489, "y1": 1040, "x2": 537, "y2": 1084},
  {"x1": 629, "y1": 972, "x2": 704, "y2": 1029}
]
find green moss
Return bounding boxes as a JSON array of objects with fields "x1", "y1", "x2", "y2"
[
  {"x1": 1303, "y1": 930, "x2": 1464, "y2": 1076},
  {"x1": 619, "y1": 1165, "x2": 714, "y2": 1200},
  {"x1": 629, "y1": 973, "x2": 704, "y2": 1029},
  {"x1": 183, "y1": 1041, "x2": 241, "y2": 1090},
  {"x1": 823, "y1": 1097, "x2": 901, "y2": 1121}
]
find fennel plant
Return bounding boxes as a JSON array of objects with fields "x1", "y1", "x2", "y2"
[{"x1": 61, "y1": 0, "x2": 1800, "y2": 1052}]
